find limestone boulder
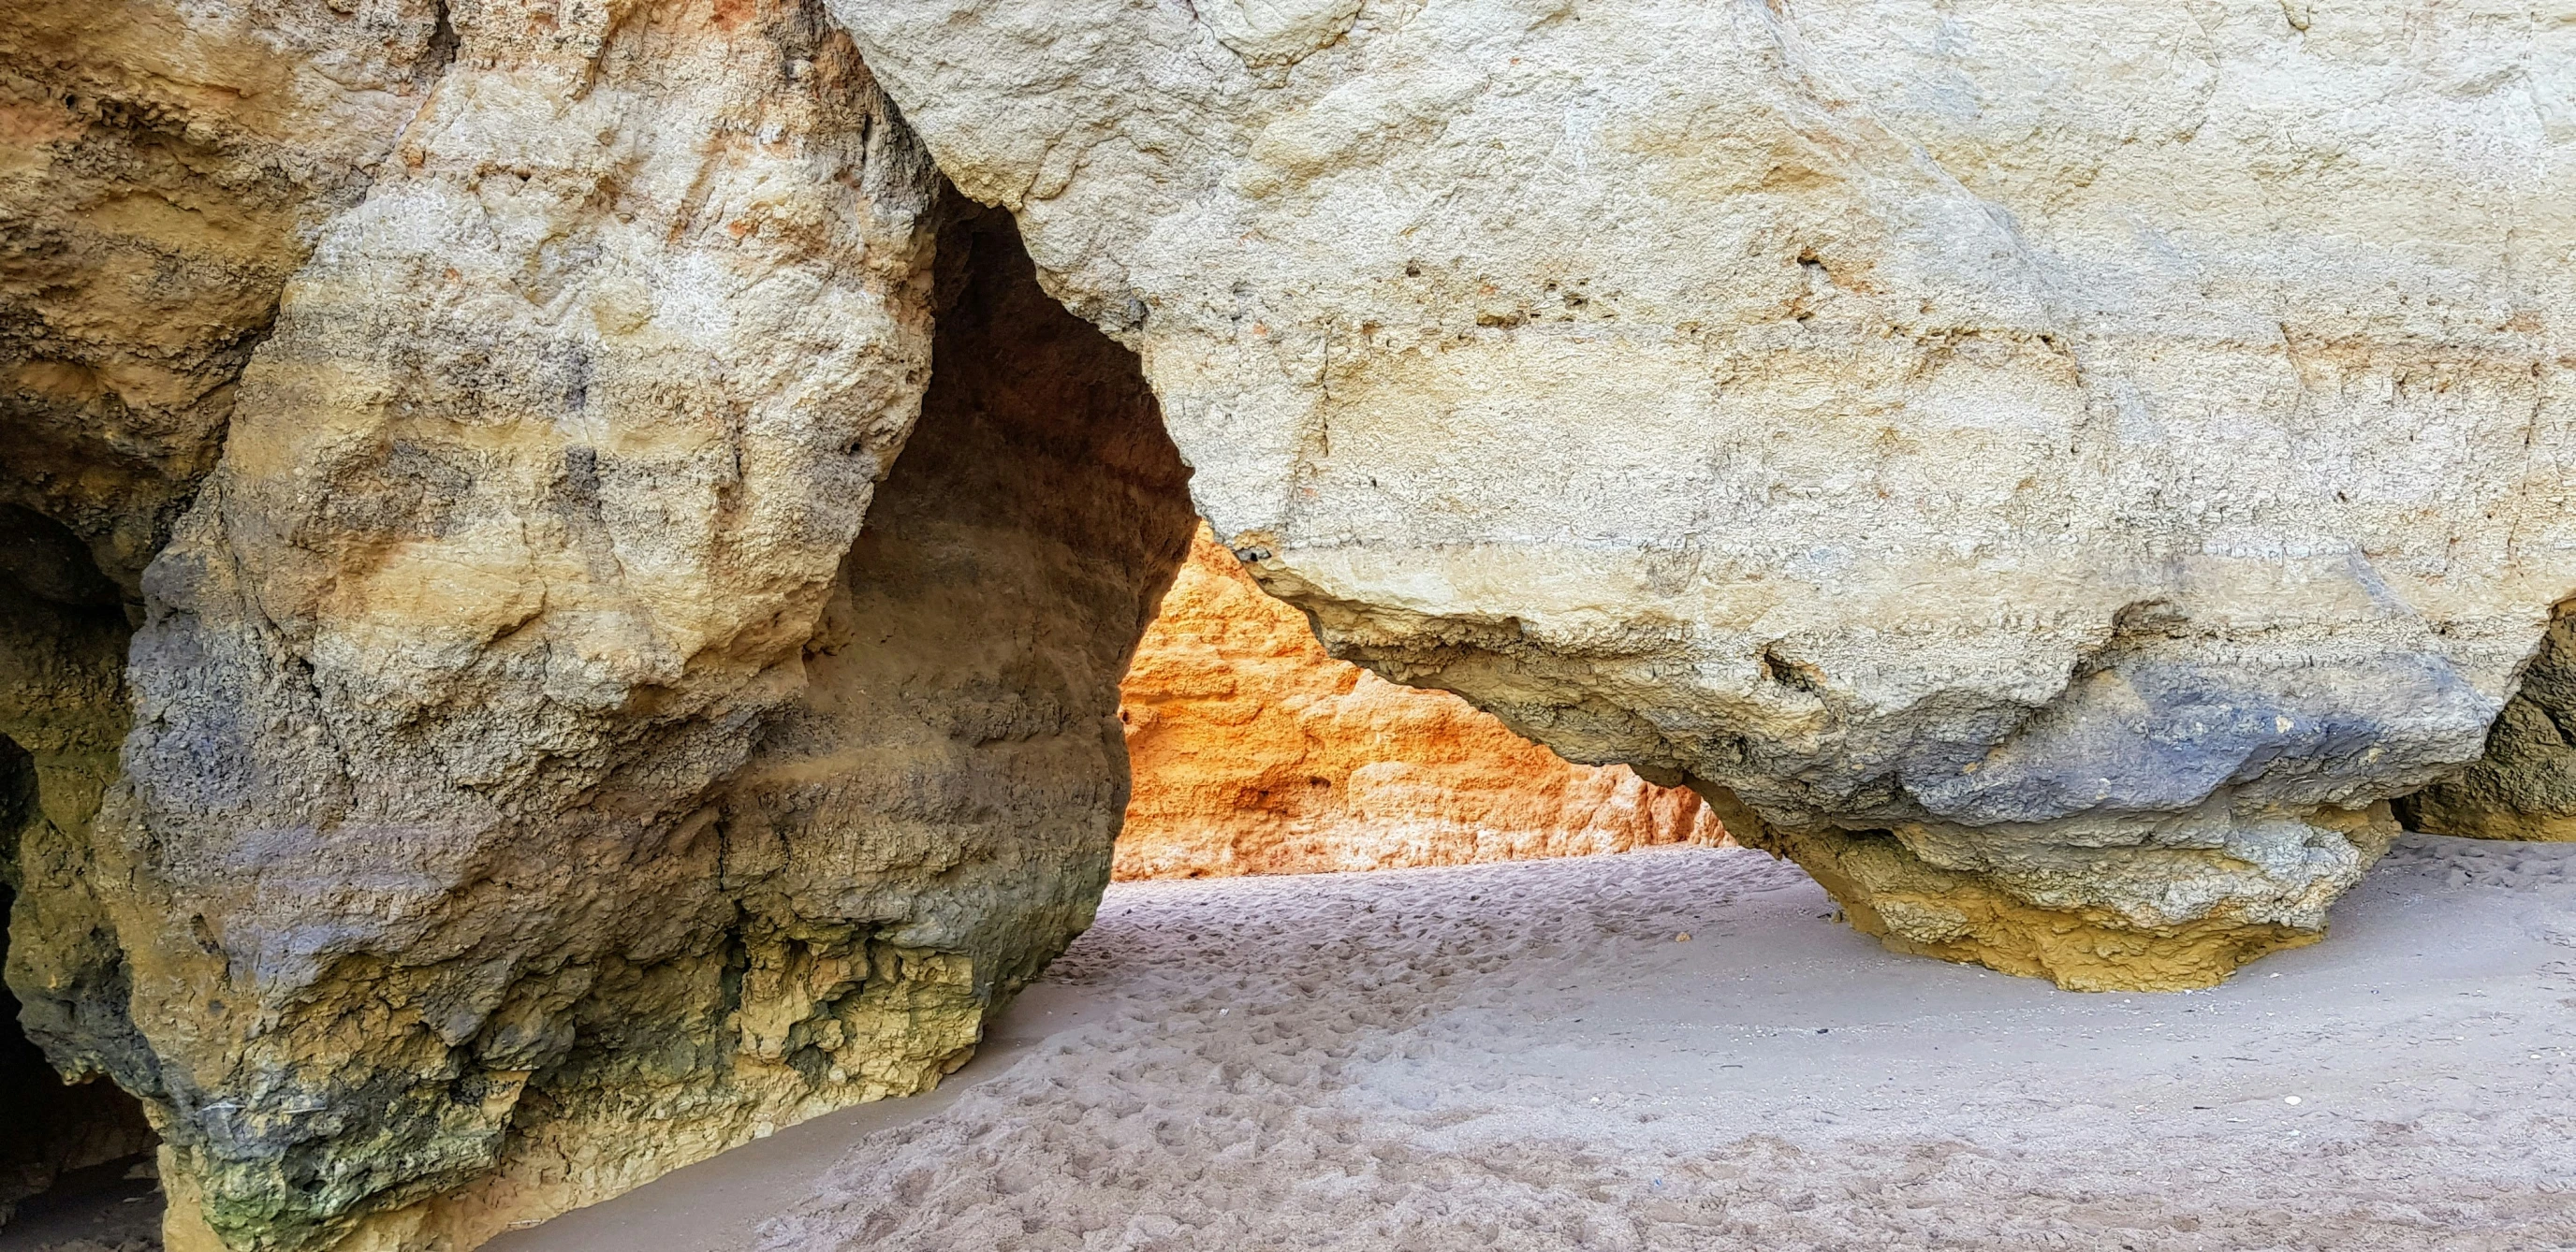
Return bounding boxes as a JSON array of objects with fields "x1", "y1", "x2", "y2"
[
  {"x1": 1118, "y1": 523, "x2": 1723, "y2": 880},
  {"x1": 835, "y1": 0, "x2": 2576, "y2": 989},
  {"x1": 51, "y1": 0, "x2": 948, "y2": 1244}
]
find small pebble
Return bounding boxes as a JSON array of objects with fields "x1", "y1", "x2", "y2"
[
  {"x1": 2284, "y1": 1096, "x2": 2302, "y2": 1105},
  {"x1": 1676, "y1": 932, "x2": 1691, "y2": 942}
]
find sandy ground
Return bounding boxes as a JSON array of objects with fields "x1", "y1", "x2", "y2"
[
  {"x1": 18, "y1": 835, "x2": 2576, "y2": 1251},
  {"x1": 492, "y1": 835, "x2": 2576, "y2": 1252},
  {"x1": 0, "y1": 1158, "x2": 157, "y2": 1252}
]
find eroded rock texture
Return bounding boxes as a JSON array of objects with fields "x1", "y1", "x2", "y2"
[
  {"x1": 74, "y1": 4, "x2": 943, "y2": 1245},
  {"x1": 4, "y1": 5, "x2": 453, "y2": 1216},
  {"x1": 1118, "y1": 524, "x2": 1723, "y2": 880},
  {"x1": 7, "y1": 1, "x2": 1192, "y2": 1247},
  {"x1": 1, "y1": 0, "x2": 452, "y2": 591},
  {"x1": 7, "y1": 0, "x2": 2576, "y2": 1245},
  {"x1": 837, "y1": 0, "x2": 2576, "y2": 989}
]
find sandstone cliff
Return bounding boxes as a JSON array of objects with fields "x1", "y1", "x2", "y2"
[
  {"x1": 2, "y1": 3, "x2": 2573, "y2": 1250},
  {"x1": 6, "y1": 1, "x2": 1194, "y2": 1245},
  {"x1": 1117, "y1": 525, "x2": 1724, "y2": 880}
]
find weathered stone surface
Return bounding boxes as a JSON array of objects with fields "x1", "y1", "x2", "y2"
[
  {"x1": 1, "y1": 0, "x2": 451, "y2": 590},
  {"x1": 4, "y1": 6, "x2": 455, "y2": 1213},
  {"x1": 4, "y1": 2, "x2": 1193, "y2": 1248},
  {"x1": 8, "y1": 1, "x2": 2576, "y2": 1245},
  {"x1": 3, "y1": 14, "x2": 450, "y2": 1196},
  {"x1": 835, "y1": 0, "x2": 2576, "y2": 988},
  {"x1": 1117, "y1": 523, "x2": 1722, "y2": 880},
  {"x1": 56, "y1": 1, "x2": 949, "y2": 1245}
]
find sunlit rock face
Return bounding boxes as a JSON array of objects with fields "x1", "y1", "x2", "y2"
[
  {"x1": 1117, "y1": 524, "x2": 1724, "y2": 881},
  {"x1": 834, "y1": 0, "x2": 2576, "y2": 989},
  {"x1": 0, "y1": 0, "x2": 451, "y2": 591}
]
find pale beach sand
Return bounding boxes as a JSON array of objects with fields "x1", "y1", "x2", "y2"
[{"x1": 471, "y1": 834, "x2": 2576, "y2": 1252}]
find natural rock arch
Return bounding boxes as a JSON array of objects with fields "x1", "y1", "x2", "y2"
[
  {"x1": 831, "y1": 0, "x2": 2576, "y2": 990},
  {"x1": 4, "y1": 2, "x2": 2574, "y2": 1250}
]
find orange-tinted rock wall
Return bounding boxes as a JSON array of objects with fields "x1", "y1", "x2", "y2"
[{"x1": 1116, "y1": 527, "x2": 1726, "y2": 880}]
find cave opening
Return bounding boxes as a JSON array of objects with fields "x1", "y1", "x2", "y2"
[
  {"x1": 1, "y1": 874, "x2": 158, "y2": 1241},
  {"x1": 874, "y1": 204, "x2": 1728, "y2": 887},
  {"x1": 0, "y1": 504, "x2": 158, "y2": 1239}
]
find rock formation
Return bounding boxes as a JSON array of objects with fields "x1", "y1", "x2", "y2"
[
  {"x1": 5, "y1": 0, "x2": 1192, "y2": 1245},
  {"x1": 1, "y1": 0, "x2": 454, "y2": 593},
  {"x1": 835, "y1": 0, "x2": 2575, "y2": 990},
  {"x1": 1117, "y1": 524, "x2": 1724, "y2": 880},
  {"x1": 4, "y1": 0, "x2": 455, "y2": 1222},
  {"x1": 2, "y1": 569, "x2": 154, "y2": 1223},
  {"x1": 2, "y1": 1, "x2": 2572, "y2": 1249}
]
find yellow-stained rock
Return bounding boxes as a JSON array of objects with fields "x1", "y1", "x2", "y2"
[
  {"x1": 1739, "y1": 802, "x2": 2402, "y2": 991},
  {"x1": 0, "y1": 0, "x2": 449, "y2": 589}
]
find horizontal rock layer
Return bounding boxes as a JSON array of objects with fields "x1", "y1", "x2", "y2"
[{"x1": 1117, "y1": 524, "x2": 1724, "y2": 880}]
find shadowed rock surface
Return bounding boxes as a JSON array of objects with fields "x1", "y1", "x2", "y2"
[
  {"x1": 0, "y1": 505, "x2": 157, "y2": 1229},
  {"x1": 2401, "y1": 605, "x2": 2576, "y2": 843}
]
